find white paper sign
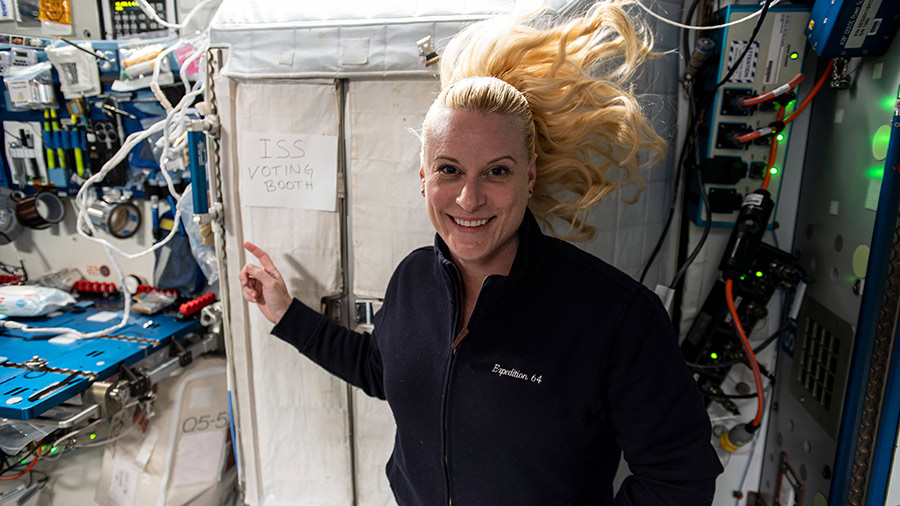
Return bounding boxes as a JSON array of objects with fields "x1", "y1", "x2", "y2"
[
  {"x1": 108, "y1": 452, "x2": 139, "y2": 506},
  {"x1": 240, "y1": 132, "x2": 338, "y2": 212},
  {"x1": 0, "y1": 1, "x2": 14, "y2": 21}
]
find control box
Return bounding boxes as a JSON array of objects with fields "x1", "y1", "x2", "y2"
[
  {"x1": 806, "y1": 0, "x2": 900, "y2": 58},
  {"x1": 689, "y1": 5, "x2": 810, "y2": 228},
  {"x1": 101, "y1": 0, "x2": 177, "y2": 40}
]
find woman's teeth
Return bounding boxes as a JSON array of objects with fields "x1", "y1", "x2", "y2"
[{"x1": 454, "y1": 217, "x2": 490, "y2": 227}]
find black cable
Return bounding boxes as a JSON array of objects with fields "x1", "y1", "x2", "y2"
[
  {"x1": 0, "y1": 443, "x2": 40, "y2": 476},
  {"x1": 645, "y1": 0, "x2": 773, "y2": 284},
  {"x1": 681, "y1": 0, "x2": 703, "y2": 65}
]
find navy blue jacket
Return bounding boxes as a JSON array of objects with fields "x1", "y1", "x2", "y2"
[{"x1": 272, "y1": 210, "x2": 723, "y2": 505}]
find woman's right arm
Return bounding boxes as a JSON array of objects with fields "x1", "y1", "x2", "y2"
[{"x1": 240, "y1": 242, "x2": 385, "y2": 399}]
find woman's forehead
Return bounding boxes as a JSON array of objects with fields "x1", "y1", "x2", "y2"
[{"x1": 425, "y1": 109, "x2": 527, "y2": 151}]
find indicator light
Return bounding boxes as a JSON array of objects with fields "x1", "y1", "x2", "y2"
[
  {"x1": 789, "y1": 52, "x2": 799, "y2": 60},
  {"x1": 867, "y1": 167, "x2": 884, "y2": 179},
  {"x1": 776, "y1": 133, "x2": 785, "y2": 143},
  {"x1": 711, "y1": 352, "x2": 719, "y2": 360},
  {"x1": 756, "y1": 271, "x2": 763, "y2": 277},
  {"x1": 90, "y1": 433, "x2": 97, "y2": 440},
  {"x1": 770, "y1": 166, "x2": 779, "y2": 175}
]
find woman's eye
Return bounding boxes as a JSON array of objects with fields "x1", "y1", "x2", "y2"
[
  {"x1": 438, "y1": 165, "x2": 458, "y2": 175},
  {"x1": 488, "y1": 166, "x2": 509, "y2": 176}
]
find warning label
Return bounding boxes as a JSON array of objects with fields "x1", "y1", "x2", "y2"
[{"x1": 727, "y1": 40, "x2": 760, "y2": 84}]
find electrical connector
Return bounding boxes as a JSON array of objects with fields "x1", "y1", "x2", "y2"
[{"x1": 720, "y1": 423, "x2": 757, "y2": 453}]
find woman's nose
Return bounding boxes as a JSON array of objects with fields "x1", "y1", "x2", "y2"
[{"x1": 456, "y1": 178, "x2": 485, "y2": 211}]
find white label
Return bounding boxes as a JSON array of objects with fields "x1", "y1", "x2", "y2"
[
  {"x1": 171, "y1": 431, "x2": 225, "y2": 486},
  {"x1": 5, "y1": 81, "x2": 30, "y2": 107},
  {"x1": 108, "y1": 452, "x2": 139, "y2": 506},
  {"x1": 87, "y1": 310, "x2": 119, "y2": 322},
  {"x1": 727, "y1": 41, "x2": 759, "y2": 83},
  {"x1": 834, "y1": 109, "x2": 845, "y2": 124},
  {"x1": 239, "y1": 132, "x2": 338, "y2": 212},
  {"x1": 744, "y1": 193, "x2": 765, "y2": 206},
  {"x1": 829, "y1": 201, "x2": 840, "y2": 216},
  {"x1": 764, "y1": 14, "x2": 789, "y2": 85},
  {"x1": 845, "y1": 0, "x2": 882, "y2": 49},
  {"x1": 866, "y1": 178, "x2": 881, "y2": 211},
  {"x1": 872, "y1": 62, "x2": 884, "y2": 80}
]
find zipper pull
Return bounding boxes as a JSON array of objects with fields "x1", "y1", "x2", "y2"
[{"x1": 451, "y1": 328, "x2": 469, "y2": 351}]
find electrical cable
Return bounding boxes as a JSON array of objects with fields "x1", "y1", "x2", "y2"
[
  {"x1": 760, "y1": 105, "x2": 785, "y2": 191},
  {"x1": 0, "y1": 445, "x2": 42, "y2": 481},
  {"x1": 738, "y1": 72, "x2": 804, "y2": 107},
  {"x1": 685, "y1": 317, "x2": 795, "y2": 370},
  {"x1": 784, "y1": 58, "x2": 835, "y2": 124},
  {"x1": 136, "y1": 0, "x2": 219, "y2": 30},
  {"x1": 641, "y1": 0, "x2": 773, "y2": 283},
  {"x1": 2, "y1": 30, "x2": 212, "y2": 338},
  {"x1": 633, "y1": 0, "x2": 784, "y2": 31},
  {"x1": 680, "y1": 0, "x2": 702, "y2": 64},
  {"x1": 725, "y1": 279, "x2": 765, "y2": 427},
  {"x1": 75, "y1": 424, "x2": 137, "y2": 448}
]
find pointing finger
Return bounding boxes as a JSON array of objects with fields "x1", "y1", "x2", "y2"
[{"x1": 244, "y1": 241, "x2": 281, "y2": 276}]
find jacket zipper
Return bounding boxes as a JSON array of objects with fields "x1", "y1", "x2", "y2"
[
  {"x1": 442, "y1": 270, "x2": 492, "y2": 506},
  {"x1": 442, "y1": 265, "x2": 464, "y2": 506}
]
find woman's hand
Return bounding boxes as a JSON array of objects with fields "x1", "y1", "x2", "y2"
[{"x1": 240, "y1": 241, "x2": 292, "y2": 324}]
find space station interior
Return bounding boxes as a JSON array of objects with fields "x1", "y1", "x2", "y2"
[{"x1": 0, "y1": 0, "x2": 893, "y2": 504}]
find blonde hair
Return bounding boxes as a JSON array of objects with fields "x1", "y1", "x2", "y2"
[{"x1": 423, "y1": 0, "x2": 666, "y2": 241}]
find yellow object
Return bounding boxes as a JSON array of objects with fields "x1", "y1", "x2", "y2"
[
  {"x1": 123, "y1": 44, "x2": 163, "y2": 68},
  {"x1": 74, "y1": 147, "x2": 84, "y2": 177},
  {"x1": 43, "y1": 110, "x2": 56, "y2": 170},
  {"x1": 39, "y1": 0, "x2": 71, "y2": 25},
  {"x1": 719, "y1": 432, "x2": 741, "y2": 453}
]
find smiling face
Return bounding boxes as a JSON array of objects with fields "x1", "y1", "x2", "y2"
[{"x1": 420, "y1": 109, "x2": 536, "y2": 276}]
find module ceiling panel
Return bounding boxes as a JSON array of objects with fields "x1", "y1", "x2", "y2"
[{"x1": 209, "y1": 0, "x2": 590, "y2": 78}]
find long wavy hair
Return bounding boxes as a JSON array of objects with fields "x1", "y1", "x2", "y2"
[{"x1": 422, "y1": 0, "x2": 665, "y2": 241}]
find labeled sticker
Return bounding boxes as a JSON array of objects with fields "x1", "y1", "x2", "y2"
[
  {"x1": 764, "y1": 14, "x2": 790, "y2": 85},
  {"x1": 727, "y1": 40, "x2": 760, "y2": 83},
  {"x1": 845, "y1": 0, "x2": 883, "y2": 49}
]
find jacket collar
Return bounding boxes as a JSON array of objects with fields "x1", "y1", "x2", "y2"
[{"x1": 434, "y1": 208, "x2": 549, "y2": 314}]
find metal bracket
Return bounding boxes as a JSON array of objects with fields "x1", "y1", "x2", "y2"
[
  {"x1": 322, "y1": 296, "x2": 343, "y2": 324},
  {"x1": 354, "y1": 299, "x2": 382, "y2": 325},
  {"x1": 169, "y1": 337, "x2": 193, "y2": 368},
  {"x1": 119, "y1": 364, "x2": 150, "y2": 399}
]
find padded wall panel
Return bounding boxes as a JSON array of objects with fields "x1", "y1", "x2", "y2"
[{"x1": 221, "y1": 78, "x2": 351, "y2": 505}]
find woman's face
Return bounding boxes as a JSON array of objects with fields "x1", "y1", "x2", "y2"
[{"x1": 420, "y1": 109, "x2": 536, "y2": 273}]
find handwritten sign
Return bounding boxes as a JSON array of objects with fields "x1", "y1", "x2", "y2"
[{"x1": 240, "y1": 132, "x2": 338, "y2": 212}]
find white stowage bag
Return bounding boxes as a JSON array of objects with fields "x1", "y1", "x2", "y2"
[
  {"x1": 0, "y1": 285, "x2": 75, "y2": 316},
  {"x1": 95, "y1": 357, "x2": 237, "y2": 506}
]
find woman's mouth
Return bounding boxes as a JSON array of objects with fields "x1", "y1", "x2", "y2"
[{"x1": 452, "y1": 216, "x2": 492, "y2": 227}]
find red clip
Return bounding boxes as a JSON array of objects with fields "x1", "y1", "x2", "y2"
[{"x1": 178, "y1": 292, "x2": 216, "y2": 316}]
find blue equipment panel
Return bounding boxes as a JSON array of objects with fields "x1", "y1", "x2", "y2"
[
  {"x1": 806, "y1": 0, "x2": 900, "y2": 58},
  {"x1": 0, "y1": 308, "x2": 200, "y2": 420}
]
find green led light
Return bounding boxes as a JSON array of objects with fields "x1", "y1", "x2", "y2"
[
  {"x1": 756, "y1": 271, "x2": 764, "y2": 277},
  {"x1": 20, "y1": 459, "x2": 26, "y2": 464},
  {"x1": 882, "y1": 96, "x2": 897, "y2": 111},
  {"x1": 867, "y1": 167, "x2": 885, "y2": 179},
  {"x1": 740, "y1": 275, "x2": 746, "y2": 280},
  {"x1": 50, "y1": 446, "x2": 58, "y2": 453},
  {"x1": 710, "y1": 352, "x2": 718, "y2": 360},
  {"x1": 776, "y1": 133, "x2": 786, "y2": 143},
  {"x1": 789, "y1": 51, "x2": 799, "y2": 60},
  {"x1": 90, "y1": 433, "x2": 97, "y2": 440},
  {"x1": 770, "y1": 166, "x2": 779, "y2": 175}
]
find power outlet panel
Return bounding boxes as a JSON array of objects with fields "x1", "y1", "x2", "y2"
[{"x1": 689, "y1": 5, "x2": 811, "y2": 228}]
